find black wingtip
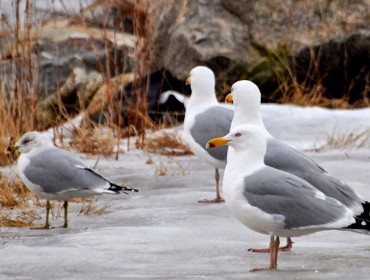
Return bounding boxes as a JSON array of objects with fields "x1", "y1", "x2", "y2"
[
  {"x1": 123, "y1": 186, "x2": 139, "y2": 192},
  {"x1": 109, "y1": 183, "x2": 139, "y2": 194},
  {"x1": 347, "y1": 201, "x2": 370, "y2": 231},
  {"x1": 347, "y1": 217, "x2": 370, "y2": 231}
]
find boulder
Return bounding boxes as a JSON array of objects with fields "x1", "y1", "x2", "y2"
[
  {"x1": 291, "y1": 34, "x2": 370, "y2": 105},
  {"x1": 147, "y1": 0, "x2": 370, "y2": 102}
]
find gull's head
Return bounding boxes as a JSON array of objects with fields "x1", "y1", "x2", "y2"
[
  {"x1": 206, "y1": 124, "x2": 267, "y2": 154},
  {"x1": 225, "y1": 80, "x2": 261, "y2": 107},
  {"x1": 186, "y1": 66, "x2": 215, "y2": 93},
  {"x1": 15, "y1": 131, "x2": 52, "y2": 153}
]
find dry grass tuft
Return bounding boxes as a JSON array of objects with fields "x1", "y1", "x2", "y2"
[
  {"x1": 314, "y1": 127, "x2": 370, "y2": 151},
  {"x1": 0, "y1": 175, "x2": 40, "y2": 227},
  {"x1": 244, "y1": 43, "x2": 369, "y2": 109},
  {"x1": 153, "y1": 157, "x2": 188, "y2": 177},
  {"x1": 325, "y1": 128, "x2": 370, "y2": 151},
  {"x1": 155, "y1": 162, "x2": 167, "y2": 176},
  {"x1": 144, "y1": 132, "x2": 193, "y2": 156},
  {"x1": 0, "y1": 175, "x2": 30, "y2": 208},
  {"x1": 68, "y1": 124, "x2": 115, "y2": 156},
  {"x1": 0, "y1": 209, "x2": 40, "y2": 228},
  {"x1": 275, "y1": 79, "x2": 359, "y2": 109},
  {"x1": 77, "y1": 198, "x2": 110, "y2": 216}
]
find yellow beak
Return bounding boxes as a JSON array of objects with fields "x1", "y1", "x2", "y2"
[
  {"x1": 225, "y1": 93, "x2": 233, "y2": 103},
  {"x1": 5, "y1": 144, "x2": 18, "y2": 153},
  {"x1": 186, "y1": 76, "x2": 191, "y2": 86},
  {"x1": 4, "y1": 145, "x2": 20, "y2": 159},
  {"x1": 206, "y1": 137, "x2": 230, "y2": 149}
]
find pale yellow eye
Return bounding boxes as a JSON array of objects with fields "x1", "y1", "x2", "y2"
[{"x1": 235, "y1": 133, "x2": 241, "y2": 137}]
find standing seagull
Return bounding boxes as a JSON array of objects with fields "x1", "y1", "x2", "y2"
[
  {"x1": 12, "y1": 131, "x2": 138, "y2": 229},
  {"x1": 206, "y1": 124, "x2": 370, "y2": 271},
  {"x1": 183, "y1": 66, "x2": 233, "y2": 203},
  {"x1": 225, "y1": 80, "x2": 366, "y2": 251}
]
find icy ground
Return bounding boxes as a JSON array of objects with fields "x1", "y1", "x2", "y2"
[{"x1": 1, "y1": 104, "x2": 370, "y2": 279}]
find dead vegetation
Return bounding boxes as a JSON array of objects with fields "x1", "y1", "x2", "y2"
[
  {"x1": 0, "y1": 175, "x2": 30, "y2": 208},
  {"x1": 0, "y1": 174, "x2": 39, "y2": 227},
  {"x1": 68, "y1": 124, "x2": 116, "y2": 156},
  {"x1": 77, "y1": 198, "x2": 111, "y2": 216},
  {"x1": 144, "y1": 132, "x2": 192, "y2": 156},
  {"x1": 314, "y1": 127, "x2": 370, "y2": 152}
]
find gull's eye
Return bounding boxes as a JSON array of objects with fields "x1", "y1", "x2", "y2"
[
  {"x1": 23, "y1": 138, "x2": 30, "y2": 144},
  {"x1": 235, "y1": 133, "x2": 241, "y2": 137}
]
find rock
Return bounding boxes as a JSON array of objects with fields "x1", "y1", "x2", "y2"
[
  {"x1": 0, "y1": 33, "x2": 134, "y2": 128},
  {"x1": 147, "y1": 0, "x2": 370, "y2": 103},
  {"x1": 291, "y1": 34, "x2": 370, "y2": 105},
  {"x1": 87, "y1": 69, "x2": 187, "y2": 127},
  {"x1": 149, "y1": 0, "x2": 250, "y2": 79}
]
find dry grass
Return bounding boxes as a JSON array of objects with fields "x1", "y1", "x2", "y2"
[
  {"x1": 314, "y1": 127, "x2": 370, "y2": 152},
  {"x1": 245, "y1": 43, "x2": 369, "y2": 109},
  {"x1": 68, "y1": 124, "x2": 115, "y2": 156},
  {"x1": 143, "y1": 131, "x2": 191, "y2": 176},
  {"x1": 276, "y1": 80, "x2": 355, "y2": 109},
  {"x1": 0, "y1": 0, "x2": 43, "y2": 167},
  {"x1": 153, "y1": 157, "x2": 188, "y2": 177},
  {"x1": 0, "y1": 174, "x2": 40, "y2": 227},
  {"x1": 77, "y1": 198, "x2": 110, "y2": 216},
  {"x1": 0, "y1": 175, "x2": 30, "y2": 208},
  {"x1": 0, "y1": 210, "x2": 40, "y2": 228},
  {"x1": 144, "y1": 132, "x2": 192, "y2": 156}
]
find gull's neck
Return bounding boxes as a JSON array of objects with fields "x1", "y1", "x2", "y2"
[
  {"x1": 226, "y1": 142, "x2": 266, "y2": 178},
  {"x1": 186, "y1": 87, "x2": 218, "y2": 116},
  {"x1": 231, "y1": 104, "x2": 270, "y2": 137}
]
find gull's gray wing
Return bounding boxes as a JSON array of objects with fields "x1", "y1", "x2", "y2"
[
  {"x1": 190, "y1": 106, "x2": 233, "y2": 161},
  {"x1": 265, "y1": 138, "x2": 363, "y2": 211},
  {"x1": 243, "y1": 167, "x2": 349, "y2": 229},
  {"x1": 266, "y1": 138, "x2": 325, "y2": 174},
  {"x1": 23, "y1": 147, "x2": 109, "y2": 194}
]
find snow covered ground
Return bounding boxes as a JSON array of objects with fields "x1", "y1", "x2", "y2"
[{"x1": 1, "y1": 104, "x2": 370, "y2": 279}]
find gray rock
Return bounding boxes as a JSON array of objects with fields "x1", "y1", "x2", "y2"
[
  {"x1": 150, "y1": 0, "x2": 250, "y2": 79},
  {"x1": 147, "y1": 0, "x2": 370, "y2": 100},
  {"x1": 0, "y1": 36, "x2": 133, "y2": 127}
]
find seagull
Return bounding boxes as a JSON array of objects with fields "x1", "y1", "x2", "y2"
[
  {"x1": 12, "y1": 131, "x2": 138, "y2": 229},
  {"x1": 183, "y1": 66, "x2": 233, "y2": 203},
  {"x1": 224, "y1": 80, "x2": 366, "y2": 252},
  {"x1": 206, "y1": 124, "x2": 370, "y2": 271}
]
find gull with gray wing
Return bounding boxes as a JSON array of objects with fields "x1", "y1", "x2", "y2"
[
  {"x1": 183, "y1": 66, "x2": 233, "y2": 203},
  {"x1": 206, "y1": 124, "x2": 370, "y2": 271},
  {"x1": 12, "y1": 131, "x2": 138, "y2": 229},
  {"x1": 224, "y1": 80, "x2": 367, "y2": 252}
]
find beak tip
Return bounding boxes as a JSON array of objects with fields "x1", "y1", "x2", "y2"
[
  {"x1": 225, "y1": 93, "x2": 233, "y2": 104},
  {"x1": 186, "y1": 77, "x2": 191, "y2": 86}
]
